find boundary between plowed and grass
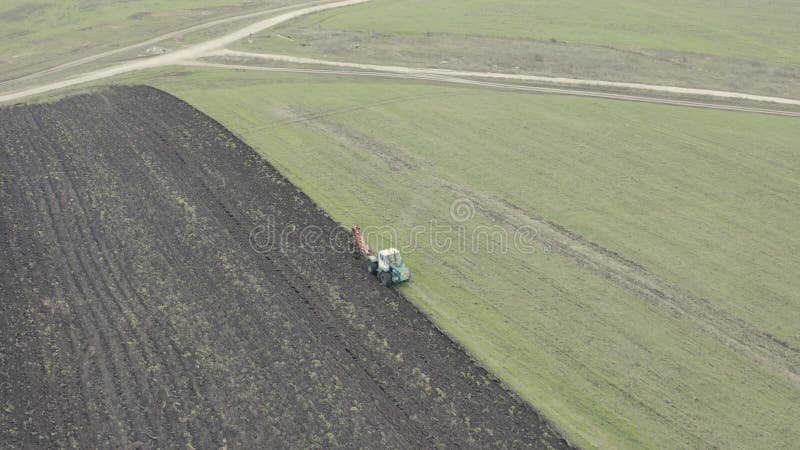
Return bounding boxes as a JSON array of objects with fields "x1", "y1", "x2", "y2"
[{"x1": 146, "y1": 84, "x2": 578, "y2": 448}]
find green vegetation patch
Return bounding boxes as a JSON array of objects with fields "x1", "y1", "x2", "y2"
[
  {"x1": 291, "y1": 0, "x2": 800, "y2": 66},
  {"x1": 234, "y1": 0, "x2": 800, "y2": 98}
]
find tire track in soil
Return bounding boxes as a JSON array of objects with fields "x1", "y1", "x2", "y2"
[
  {"x1": 16, "y1": 110, "x2": 136, "y2": 446},
  {"x1": 0, "y1": 86, "x2": 572, "y2": 449},
  {"x1": 0, "y1": 118, "x2": 104, "y2": 447},
  {"x1": 111, "y1": 97, "x2": 315, "y2": 445},
  {"x1": 99, "y1": 98, "x2": 283, "y2": 447},
  {"x1": 41, "y1": 99, "x2": 187, "y2": 445},
  {"x1": 20, "y1": 101, "x2": 176, "y2": 446},
  {"x1": 50, "y1": 94, "x2": 214, "y2": 445},
  {"x1": 30, "y1": 94, "x2": 228, "y2": 446},
  {"x1": 29, "y1": 107, "x2": 165, "y2": 443},
  {"x1": 0, "y1": 124, "x2": 58, "y2": 448},
  {"x1": 0, "y1": 120, "x2": 90, "y2": 446},
  {"x1": 60, "y1": 95, "x2": 235, "y2": 447}
]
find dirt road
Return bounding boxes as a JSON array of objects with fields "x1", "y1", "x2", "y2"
[
  {"x1": 212, "y1": 50, "x2": 800, "y2": 107},
  {"x1": 0, "y1": 0, "x2": 371, "y2": 104},
  {"x1": 2, "y1": 0, "x2": 800, "y2": 115},
  {"x1": 183, "y1": 60, "x2": 800, "y2": 117},
  {"x1": 0, "y1": 86, "x2": 571, "y2": 449},
  {"x1": 0, "y1": 1, "x2": 326, "y2": 89}
]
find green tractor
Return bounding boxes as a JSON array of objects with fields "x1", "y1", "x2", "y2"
[
  {"x1": 353, "y1": 225, "x2": 411, "y2": 287},
  {"x1": 368, "y1": 248, "x2": 411, "y2": 287}
]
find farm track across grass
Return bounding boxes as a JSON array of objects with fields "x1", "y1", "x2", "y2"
[{"x1": 0, "y1": 86, "x2": 569, "y2": 449}]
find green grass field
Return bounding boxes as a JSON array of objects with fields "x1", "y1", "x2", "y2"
[
  {"x1": 120, "y1": 67, "x2": 800, "y2": 449},
  {"x1": 236, "y1": 0, "x2": 800, "y2": 98},
  {"x1": 293, "y1": 0, "x2": 800, "y2": 65}
]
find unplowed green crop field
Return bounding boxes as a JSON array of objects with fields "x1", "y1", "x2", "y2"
[
  {"x1": 290, "y1": 0, "x2": 800, "y2": 65},
  {"x1": 239, "y1": 0, "x2": 800, "y2": 98}
]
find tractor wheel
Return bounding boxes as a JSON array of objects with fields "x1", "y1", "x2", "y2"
[
  {"x1": 368, "y1": 261, "x2": 378, "y2": 275},
  {"x1": 380, "y1": 271, "x2": 393, "y2": 287}
]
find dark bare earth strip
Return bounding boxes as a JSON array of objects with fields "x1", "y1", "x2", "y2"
[{"x1": 0, "y1": 86, "x2": 570, "y2": 449}]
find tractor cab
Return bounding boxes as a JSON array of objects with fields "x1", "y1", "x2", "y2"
[{"x1": 378, "y1": 248, "x2": 403, "y2": 270}]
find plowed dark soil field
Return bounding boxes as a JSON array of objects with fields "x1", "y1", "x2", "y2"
[{"x1": 0, "y1": 86, "x2": 570, "y2": 449}]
